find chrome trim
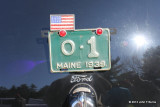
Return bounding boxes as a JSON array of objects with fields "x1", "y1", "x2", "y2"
[{"x1": 71, "y1": 92, "x2": 95, "y2": 107}]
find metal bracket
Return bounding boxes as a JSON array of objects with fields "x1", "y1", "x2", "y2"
[{"x1": 109, "y1": 28, "x2": 117, "y2": 35}]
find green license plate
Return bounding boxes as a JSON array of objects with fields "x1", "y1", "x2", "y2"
[{"x1": 48, "y1": 28, "x2": 111, "y2": 73}]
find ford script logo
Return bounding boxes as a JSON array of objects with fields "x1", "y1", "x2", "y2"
[{"x1": 70, "y1": 75, "x2": 93, "y2": 83}]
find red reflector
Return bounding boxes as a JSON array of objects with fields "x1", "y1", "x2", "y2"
[
  {"x1": 59, "y1": 30, "x2": 67, "y2": 37},
  {"x1": 96, "y1": 28, "x2": 103, "y2": 35}
]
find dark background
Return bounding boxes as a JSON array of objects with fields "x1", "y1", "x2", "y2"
[{"x1": 0, "y1": 0, "x2": 160, "y2": 90}]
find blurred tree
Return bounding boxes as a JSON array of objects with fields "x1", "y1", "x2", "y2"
[
  {"x1": 0, "y1": 86, "x2": 8, "y2": 97},
  {"x1": 17, "y1": 84, "x2": 30, "y2": 99},
  {"x1": 38, "y1": 85, "x2": 49, "y2": 100},
  {"x1": 117, "y1": 46, "x2": 160, "y2": 107},
  {"x1": 142, "y1": 46, "x2": 160, "y2": 88},
  {"x1": 30, "y1": 84, "x2": 37, "y2": 92},
  {"x1": 121, "y1": 55, "x2": 143, "y2": 75},
  {"x1": 29, "y1": 84, "x2": 37, "y2": 98},
  {"x1": 118, "y1": 71, "x2": 160, "y2": 107},
  {"x1": 8, "y1": 85, "x2": 17, "y2": 97},
  {"x1": 101, "y1": 56, "x2": 123, "y2": 85}
]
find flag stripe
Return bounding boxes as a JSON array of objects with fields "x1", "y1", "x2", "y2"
[
  {"x1": 62, "y1": 19, "x2": 73, "y2": 21},
  {"x1": 51, "y1": 24, "x2": 74, "y2": 26},
  {"x1": 61, "y1": 15, "x2": 74, "y2": 17},
  {"x1": 51, "y1": 23, "x2": 73, "y2": 24},
  {"x1": 61, "y1": 17, "x2": 74, "y2": 18},
  {"x1": 61, "y1": 20, "x2": 74, "y2": 22},
  {"x1": 51, "y1": 26, "x2": 73, "y2": 28},
  {"x1": 61, "y1": 18, "x2": 74, "y2": 20},
  {"x1": 51, "y1": 27, "x2": 74, "y2": 30}
]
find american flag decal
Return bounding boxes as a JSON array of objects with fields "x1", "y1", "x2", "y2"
[{"x1": 50, "y1": 14, "x2": 75, "y2": 31}]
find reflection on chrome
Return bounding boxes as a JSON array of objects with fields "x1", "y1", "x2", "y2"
[{"x1": 71, "y1": 92, "x2": 95, "y2": 107}]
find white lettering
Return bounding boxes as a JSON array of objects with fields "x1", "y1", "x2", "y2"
[
  {"x1": 71, "y1": 62, "x2": 76, "y2": 68},
  {"x1": 61, "y1": 40, "x2": 75, "y2": 55},
  {"x1": 77, "y1": 62, "x2": 81, "y2": 68},
  {"x1": 88, "y1": 61, "x2": 93, "y2": 68},
  {"x1": 94, "y1": 61, "x2": 99, "y2": 67},
  {"x1": 86, "y1": 61, "x2": 106, "y2": 68},
  {"x1": 56, "y1": 62, "x2": 82, "y2": 69},
  {"x1": 70, "y1": 75, "x2": 93, "y2": 83},
  {"x1": 100, "y1": 60, "x2": 105, "y2": 67},
  {"x1": 57, "y1": 63, "x2": 63, "y2": 69},
  {"x1": 88, "y1": 36, "x2": 99, "y2": 58},
  {"x1": 63, "y1": 62, "x2": 68, "y2": 68}
]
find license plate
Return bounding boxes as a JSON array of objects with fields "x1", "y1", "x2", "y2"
[{"x1": 48, "y1": 28, "x2": 111, "y2": 73}]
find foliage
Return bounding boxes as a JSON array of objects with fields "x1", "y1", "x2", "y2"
[
  {"x1": 1, "y1": 46, "x2": 160, "y2": 106},
  {"x1": 102, "y1": 56, "x2": 123, "y2": 84},
  {"x1": 0, "y1": 86, "x2": 8, "y2": 97},
  {"x1": 142, "y1": 46, "x2": 160, "y2": 87},
  {"x1": 116, "y1": 46, "x2": 160, "y2": 107},
  {"x1": 0, "y1": 84, "x2": 49, "y2": 102}
]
